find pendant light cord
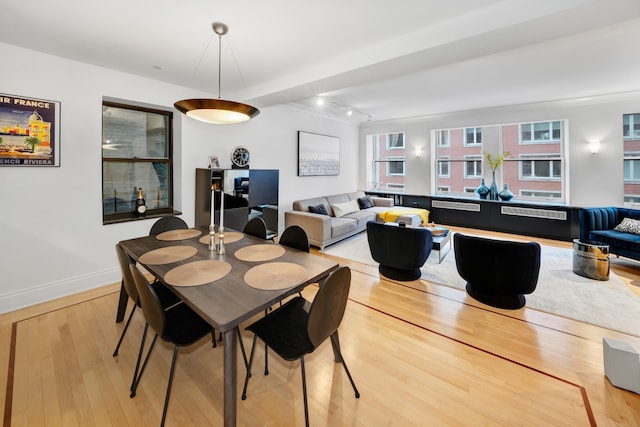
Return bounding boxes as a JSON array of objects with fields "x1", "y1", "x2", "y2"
[{"x1": 217, "y1": 32, "x2": 222, "y2": 99}]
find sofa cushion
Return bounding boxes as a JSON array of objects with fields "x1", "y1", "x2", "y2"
[
  {"x1": 330, "y1": 217, "x2": 358, "y2": 238},
  {"x1": 614, "y1": 217, "x2": 640, "y2": 235},
  {"x1": 590, "y1": 230, "x2": 640, "y2": 250},
  {"x1": 358, "y1": 196, "x2": 374, "y2": 209},
  {"x1": 331, "y1": 199, "x2": 360, "y2": 218},
  {"x1": 343, "y1": 210, "x2": 377, "y2": 228},
  {"x1": 293, "y1": 197, "x2": 330, "y2": 213},
  {"x1": 308, "y1": 204, "x2": 329, "y2": 215}
]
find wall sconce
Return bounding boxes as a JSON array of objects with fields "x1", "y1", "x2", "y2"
[
  {"x1": 414, "y1": 147, "x2": 423, "y2": 158},
  {"x1": 588, "y1": 140, "x2": 601, "y2": 154}
]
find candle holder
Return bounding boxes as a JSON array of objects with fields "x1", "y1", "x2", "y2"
[
  {"x1": 217, "y1": 226, "x2": 226, "y2": 255},
  {"x1": 208, "y1": 224, "x2": 216, "y2": 252}
]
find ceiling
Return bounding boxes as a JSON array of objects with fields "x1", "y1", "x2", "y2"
[{"x1": 2, "y1": 0, "x2": 640, "y2": 123}]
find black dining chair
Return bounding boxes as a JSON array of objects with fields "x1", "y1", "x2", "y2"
[
  {"x1": 241, "y1": 266, "x2": 360, "y2": 427},
  {"x1": 278, "y1": 225, "x2": 310, "y2": 253},
  {"x1": 129, "y1": 264, "x2": 215, "y2": 427},
  {"x1": 112, "y1": 243, "x2": 182, "y2": 358},
  {"x1": 149, "y1": 216, "x2": 188, "y2": 236},
  {"x1": 243, "y1": 217, "x2": 269, "y2": 239}
]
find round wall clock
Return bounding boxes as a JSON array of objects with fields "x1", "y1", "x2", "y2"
[{"x1": 231, "y1": 146, "x2": 250, "y2": 169}]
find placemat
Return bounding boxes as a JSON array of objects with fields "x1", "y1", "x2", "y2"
[
  {"x1": 138, "y1": 246, "x2": 198, "y2": 265},
  {"x1": 164, "y1": 260, "x2": 232, "y2": 287},
  {"x1": 198, "y1": 231, "x2": 244, "y2": 245},
  {"x1": 244, "y1": 262, "x2": 307, "y2": 290},
  {"x1": 234, "y1": 244, "x2": 285, "y2": 262},
  {"x1": 156, "y1": 228, "x2": 202, "y2": 241}
]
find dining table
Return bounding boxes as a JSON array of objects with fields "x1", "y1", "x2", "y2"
[{"x1": 118, "y1": 226, "x2": 339, "y2": 427}]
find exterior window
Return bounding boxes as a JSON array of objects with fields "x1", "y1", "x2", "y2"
[
  {"x1": 437, "y1": 186, "x2": 450, "y2": 192},
  {"x1": 436, "y1": 130, "x2": 450, "y2": 147},
  {"x1": 624, "y1": 158, "x2": 640, "y2": 182},
  {"x1": 102, "y1": 102, "x2": 174, "y2": 223},
  {"x1": 624, "y1": 114, "x2": 640, "y2": 139},
  {"x1": 387, "y1": 157, "x2": 405, "y2": 175},
  {"x1": 386, "y1": 132, "x2": 405, "y2": 149},
  {"x1": 464, "y1": 127, "x2": 482, "y2": 146},
  {"x1": 438, "y1": 157, "x2": 450, "y2": 177},
  {"x1": 366, "y1": 132, "x2": 406, "y2": 190},
  {"x1": 463, "y1": 187, "x2": 477, "y2": 194},
  {"x1": 520, "y1": 190, "x2": 562, "y2": 199},
  {"x1": 520, "y1": 121, "x2": 561, "y2": 143},
  {"x1": 521, "y1": 156, "x2": 561, "y2": 179},
  {"x1": 464, "y1": 156, "x2": 482, "y2": 178},
  {"x1": 387, "y1": 183, "x2": 405, "y2": 190}
]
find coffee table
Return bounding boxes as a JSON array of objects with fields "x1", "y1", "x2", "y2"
[{"x1": 431, "y1": 227, "x2": 451, "y2": 263}]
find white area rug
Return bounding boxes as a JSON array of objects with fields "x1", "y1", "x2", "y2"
[{"x1": 324, "y1": 232, "x2": 640, "y2": 337}]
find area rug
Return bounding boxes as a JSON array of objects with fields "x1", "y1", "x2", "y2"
[{"x1": 324, "y1": 232, "x2": 640, "y2": 337}]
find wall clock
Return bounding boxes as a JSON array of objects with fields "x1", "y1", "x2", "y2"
[{"x1": 231, "y1": 146, "x2": 250, "y2": 169}]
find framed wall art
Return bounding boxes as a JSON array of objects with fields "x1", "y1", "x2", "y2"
[
  {"x1": 0, "y1": 93, "x2": 60, "y2": 167},
  {"x1": 297, "y1": 131, "x2": 339, "y2": 176}
]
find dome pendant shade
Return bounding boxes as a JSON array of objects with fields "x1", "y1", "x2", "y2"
[
  {"x1": 174, "y1": 22, "x2": 260, "y2": 125},
  {"x1": 174, "y1": 99, "x2": 260, "y2": 124}
]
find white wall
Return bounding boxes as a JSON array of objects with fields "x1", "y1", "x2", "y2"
[
  {"x1": 359, "y1": 93, "x2": 640, "y2": 206},
  {"x1": 0, "y1": 43, "x2": 358, "y2": 313}
]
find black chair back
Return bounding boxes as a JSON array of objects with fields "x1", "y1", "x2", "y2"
[
  {"x1": 279, "y1": 225, "x2": 309, "y2": 252},
  {"x1": 115, "y1": 243, "x2": 139, "y2": 303},
  {"x1": 149, "y1": 216, "x2": 188, "y2": 236},
  {"x1": 307, "y1": 266, "x2": 351, "y2": 347},
  {"x1": 129, "y1": 265, "x2": 166, "y2": 337},
  {"x1": 244, "y1": 217, "x2": 268, "y2": 239}
]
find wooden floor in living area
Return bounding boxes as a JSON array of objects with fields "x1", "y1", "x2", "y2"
[{"x1": 1, "y1": 226, "x2": 639, "y2": 426}]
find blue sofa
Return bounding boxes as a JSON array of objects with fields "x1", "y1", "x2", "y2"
[{"x1": 579, "y1": 207, "x2": 640, "y2": 261}]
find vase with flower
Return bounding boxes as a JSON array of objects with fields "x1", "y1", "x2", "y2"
[{"x1": 483, "y1": 151, "x2": 510, "y2": 200}]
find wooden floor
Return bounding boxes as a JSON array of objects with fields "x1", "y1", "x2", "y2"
[{"x1": 2, "y1": 226, "x2": 640, "y2": 426}]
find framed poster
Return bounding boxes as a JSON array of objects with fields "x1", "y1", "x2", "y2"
[
  {"x1": 0, "y1": 93, "x2": 60, "y2": 166},
  {"x1": 297, "y1": 131, "x2": 339, "y2": 176}
]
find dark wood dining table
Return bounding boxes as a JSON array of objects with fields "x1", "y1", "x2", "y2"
[{"x1": 118, "y1": 226, "x2": 339, "y2": 427}]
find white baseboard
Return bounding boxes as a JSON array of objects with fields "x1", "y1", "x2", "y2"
[{"x1": 0, "y1": 268, "x2": 121, "y2": 315}]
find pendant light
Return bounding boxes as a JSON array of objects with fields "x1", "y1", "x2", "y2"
[{"x1": 174, "y1": 22, "x2": 260, "y2": 124}]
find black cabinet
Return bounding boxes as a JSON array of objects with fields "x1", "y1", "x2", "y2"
[{"x1": 195, "y1": 168, "x2": 279, "y2": 236}]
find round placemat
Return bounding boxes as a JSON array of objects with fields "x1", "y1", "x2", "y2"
[
  {"x1": 234, "y1": 244, "x2": 285, "y2": 262},
  {"x1": 156, "y1": 228, "x2": 203, "y2": 241},
  {"x1": 164, "y1": 260, "x2": 232, "y2": 287},
  {"x1": 198, "y1": 231, "x2": 244, "y2": 245},
  {"x1": 138, "y1": 246, "x2": 198, "y2": 265},
  {"x1": 244, "y1": 262, "x2": 307, "y2": 290}
]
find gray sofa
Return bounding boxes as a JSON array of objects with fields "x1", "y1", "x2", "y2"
[{"x1": 285, "y1": 191, "x2": 418, "y2": 250}]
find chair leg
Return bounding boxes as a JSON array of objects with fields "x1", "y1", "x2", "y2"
[
  {"x1": 210, "y1": 330, "x2": 217, "y2": 348},
  {"x1": 330, "y1": 334, "x2": 360, "y2": 398},
  {"x1": 242, "y1": 335, "x2": 258, "y2": 400},
  {"x1": 264, "y1": 341, "x2": 269, "y2": 376},
  {"x1": 130, "y1": 323, "x2": 149, "y2": 393},
  {"x1": 113, "y1": 303, "x2": 136, "y2": 357},
  {"x1": 237, "y1": 328, "x2": 249, "y2": 371},
  {"x1": 161, "y1": 346, "x2": 179, "y2": 427},
  {"x1": 130, "y1": 331, "x2": 158, "y2": 398},
  {"x1": 300, "y1": 357, "x2": 309, "y2": 427}
]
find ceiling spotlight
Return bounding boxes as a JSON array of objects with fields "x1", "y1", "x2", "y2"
[
  {"x1": 316, "y1": 98, "x2": 325, "y2": 106},
  {"x1": 346, "y1": 108, "x2": 353, "y2": 117},
  {"x1": 174, "y1": 22, "x2": 260, "y2": 125}
]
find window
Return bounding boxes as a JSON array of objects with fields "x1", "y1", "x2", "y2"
[
  {"x1": 438, "y1": 157, "x2": 450, "y2": 177},
  {"x1": 437, "y1": 186, "x2": 450, "y2": 192},
  {"x1": 436, "y1": 130, "x2": 450, "y2": 147},
  {"x1": 464, "y1": 127, "x2": 482, "y2": 145},
  {"x1": 520, "y1": 121, "x2": 561, "y2": 143},
  {"x1": 464, "y1": 156, "x2": 482, "y2": 178},
  {"x1": 520, "y1": 190, "x2": 562, "y2": 199},
  {"x1": 102, "y1": 102, "x2": 174, "y2": 223},
  {"x1": 624, "y1": 158, "x2": 640, "y2": 182},
  {"x1": 624, "y1": 114, "x2": 640, "y2": 139},
  {"x1": 386, "y1": 132, "x2": 405, "y2": 149},
  {"x1": 387, "y1": 157, "x2": 405, "y2": 175},
  {"x1": 366, "y1": 132, "x2": 406, "y2": 190},
  {"x1": 520, "y1": 155, "x2": 561, "y2": 180},
  {"x1": 463, "y1": 187, "x2": 477, "y2": 194}
]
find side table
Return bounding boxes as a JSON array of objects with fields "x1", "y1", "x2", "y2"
[{"x1": 572, "y1": 239, "x2": 610, "y2": 281}]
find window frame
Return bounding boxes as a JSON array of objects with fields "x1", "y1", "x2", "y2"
[
  {"x1": 386, "y1": 132, "x2": 405, "y2": 150},
  {"x1": 464, "y1": 155, "x2": 482, "y2": 178},
  {"x1": 519, "y1": 121, "x2": 561, "y2": 144},
  {"x1": 102, "y1": 101, "x2": 175, "y2": 224},
  {"x1": 519, "y1": 154, "x2": 562, "y2": 181},
  {"x1": 463, "y1": 127, "x2": 482, "y2": 146}
]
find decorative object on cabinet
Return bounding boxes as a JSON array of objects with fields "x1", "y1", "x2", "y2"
[
  {"x1": 489, "y1": 171, "x2": 499, "y2": 200},
  {"x1": 476, "y1": 178, "x2": 489, "y2": 199},
  {"x1": 0, "y1": 93, "x2": 60, "y2": 167},
  {"x1": 498, "y1": 184, "x2": 514, "y2": 201},
  {"x1": 173, "y1": 22, "x2": 259, "y2": 124},
  {"x1": 209, "y1": 155, "x2": 220, "y2": 169},
  {"x1": 297, "y1": 131, "x2": 339, "y2": 176},
  {"x1": 231, "y1": 146, "x2": 250, "y2": 169}
]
